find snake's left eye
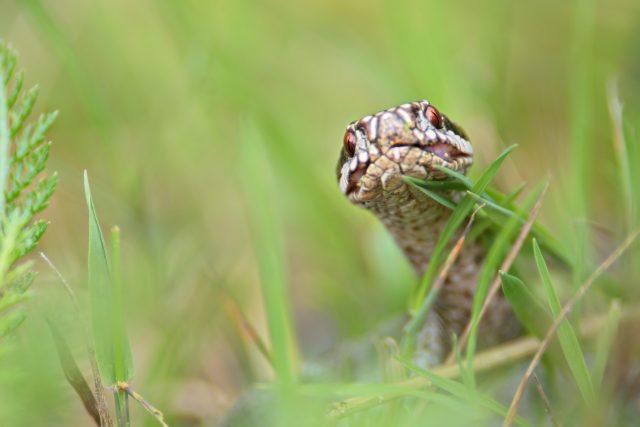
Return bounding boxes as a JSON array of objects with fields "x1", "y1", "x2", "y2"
[
  {"x1": 343, "y1": 130, "x2": 356, "y2": 157},
  {"x1": 425, "y1": 105, "x2": 443, "y2": 129}
]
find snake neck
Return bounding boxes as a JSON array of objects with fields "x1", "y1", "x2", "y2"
[
  {"x1": 361, "y1": 183, "x2": 520, "y2": 360},
  {"x1": 361, "y1": 185, "x2": 458, "y2": 276}
]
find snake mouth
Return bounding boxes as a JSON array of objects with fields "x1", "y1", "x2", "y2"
[
  {"x1": 423, "y1": 143, "x2": 469, "y2": 162},
  {"x1": 389, "y1": 138, "x2": 473, "y2": 167}
]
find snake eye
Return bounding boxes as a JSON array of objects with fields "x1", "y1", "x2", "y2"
[
  {"x1": 425, "y1": 105, "x2": 443, "y2": 129},
  {"x1": 343, "y1": 130, "x2": 356, "y2": 157}
]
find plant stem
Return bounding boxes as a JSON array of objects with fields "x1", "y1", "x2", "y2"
[{"x1": 114, "y1": 389, "x2": 130, "y2": 427}]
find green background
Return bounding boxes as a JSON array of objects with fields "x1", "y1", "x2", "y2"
[{"x1": 1, "y1": 0, "x2": 640, "y2": 425}]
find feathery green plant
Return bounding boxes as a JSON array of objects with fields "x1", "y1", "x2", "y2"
[{"x1": 0, "y1": 39, "x2": 57, "y2": 339}]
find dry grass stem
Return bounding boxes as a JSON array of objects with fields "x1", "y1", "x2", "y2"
[
  {"x1": 222, "y1": 291, "x2": 274, "y2": 366},
  {"x1": 117, "y1": 382, "x2": 169, "y2": 427},
  {"x1": 533, "y1": 374, "x2": 560, "y2": 427},
  {"x1": 327, "y1": 302, "x2": 640, "y2": 421},
  {"x1": 502, "y1": 229, "x2": 639, "y2": 427},
  {"x1": 448, "y1": 181, "x2": 549, "y2": 363}
]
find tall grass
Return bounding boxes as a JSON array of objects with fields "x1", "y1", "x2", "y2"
[{"x1": 1, "y1": 0, "x2": 639, "y2": 426}]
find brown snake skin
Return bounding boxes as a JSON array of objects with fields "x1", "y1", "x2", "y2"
[{"x1": 337, "y1": 100, "x2": 519, "y2": 367}]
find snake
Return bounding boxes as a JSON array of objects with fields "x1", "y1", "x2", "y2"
[
  {"x1": 336, "y1": 100, "x2": 520, "y2": 367},
  {"x1": 220, "y1": 100, "x2": 523, "y2": 426}
]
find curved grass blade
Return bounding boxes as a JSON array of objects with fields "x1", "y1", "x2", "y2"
[
  {"x1": 407, "y1": 176, "x2": 469, "y2": 192},
  {"x1": 412, "y1": 144, "x2": 517, "y2": 310},
  {"x1": 533, "y1": 238, "x2": 594, "y2": 403},
  {"x1": 500, "y1": 272, "x2": 552, "y2": 340},
  {"x1": 437, "y1": 165, "x2": 571, "y2": 266},
  {"x1": 465, "y1": 181, "x2": 545, "y2": 379},
  {"x1": 47, "y1": 320, "x2": 101, "y2": 426},
  {"x1": 404, "y1": 176, "x2": 456, "y2": 209}
]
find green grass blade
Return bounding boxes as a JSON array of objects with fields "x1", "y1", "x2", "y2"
[
  {"x1": 434, "y1": 165, "x2": 476, "y2": 192},
  {"x1": 398, "y1": 359, "x2": 534, "y2": 427},
  {"x1": 438, "y1": 163, "x2": 572, "y2": 267},
  {"x1": 409, "y1": 178, "x2": 469, "y2": 192},
  {"x1": 592, "y1": 299, "x2": 621, "y2": 388},
  {"x1": 47, "y1": 320, "x2": 101, "y2": 425},
  {"x1": 239, "y1": 121, "x2": 298, "y2": 387},
  {"x1": 607, "y1": 83, "x2": 634, "y2": 230},
  {"x1": 623, "y1": 119, "x2": 640, "y2": 227},
  {"x1": 412, "y1": 144, "x2": 517, "y2": 310},
  {"x1": 466, "y1": 190, "x2": 518, "y2": 219},
  {"x1": 404, "y1": 176, "x2": 457, "y2": 209},
  {"x1": 465, "y1": 181, "x2": 545, "y2": 378},
  {"x1": 500, "y1": 272, "x2": 552, "y2": 340},
  {"x1": 469, "y1": 190, "x2": 571, "y2": 268},
  {"x1": 110, "y1": 226, "x2": 133, "y2": 383},
  {"x1": 84, "y1": 171, "x2": 132, "y2": 387},
  {"x1": 533, "y1": 238, "x2": 594, "y2": 403}
]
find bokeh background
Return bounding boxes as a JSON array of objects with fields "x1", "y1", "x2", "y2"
[{"x1": 1, "y1": 0, "x2": 640, "y2": 425}]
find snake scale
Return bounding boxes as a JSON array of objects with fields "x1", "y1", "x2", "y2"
[{"x1": 336, "y1": 100, "x2": 520, "y2": 366}]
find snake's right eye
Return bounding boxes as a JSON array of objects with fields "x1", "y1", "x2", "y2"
[
  {"x1": 343, "y1": 130, "x2": 356, "y2": 157},
  {"x1": 426, "y1": 105, "x2": 443, "y2": 129}
]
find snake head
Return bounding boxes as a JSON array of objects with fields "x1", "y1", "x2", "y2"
[{"x1": 337, "y1": 100, "x2": 473, "y2": 203}]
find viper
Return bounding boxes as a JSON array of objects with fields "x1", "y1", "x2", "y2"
[
  {"x1": 336, "y1": 100, "x2": 520, "y2": 366},
  {"x1": 220, "y1": 101, "x2": 525, "y2": 426}
]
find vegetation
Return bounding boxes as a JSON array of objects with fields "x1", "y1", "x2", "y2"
[{"x1": 1, "y1": 1, "x2": 640, "y2": 426}]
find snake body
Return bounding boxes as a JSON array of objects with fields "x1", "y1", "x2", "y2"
[{"x1": 337, "y1": 100, "x2": 519, "y2": 365}]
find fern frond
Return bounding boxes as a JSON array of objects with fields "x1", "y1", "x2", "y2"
[{"x1": 0, "y1": 39, "x2": 57, "y2": 339}]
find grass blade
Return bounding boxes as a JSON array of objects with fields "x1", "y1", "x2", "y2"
[
  {"x1": 110, "y1": 226, "x2": 133, "y2": 426},
  {"x1": 404, "y1": 176, "x2": 456, "y2": 209},
  {"x1": 438, "y1": 164, "x2": 571, "y2": 267},
  {"x1": 412, "y1": 144, "x2": 517, "y2": 310},
  {"x1": 84, "y1": 171, "x2": 133, "y2": 389},
  {"x1": 591, "y1": 299, "x2": 621, "y2": 388},
  {"x1": 607, "y1": 82, "x2": 634, "y2": 230},
  {"x1": 238, "y1": 121, "x2": 298, "y2": 387},
  {"x1": 465, "y1": 181, "x2": 546, "y2": 379},
  {"x1": 533, "y1": 238, "x2": 594, "y2": 403},
  {"x1": 467, "y1": 190, "x2": 520, "y2": 219},
  {"x1": 500, "y1": 272, "x2": 552, "y2": 340},
  {"x1": 47, "y1": 320, "x2": 101, "y2": 426},
  {"x1": 408, "y1": 178, "x2": 469, "y2": 192},
  {"x1": 398, "y1": 359, "x2": 534, "y2": 427},
  {"x1": 402, "y1": 206, "x2": 482, "y2": 357},
  {"x1": 110, "y1": 226, "x2": 133, "y2": 382},
  {"x1": 504, "y1": 230, "x2": 638, "y2": 427}
]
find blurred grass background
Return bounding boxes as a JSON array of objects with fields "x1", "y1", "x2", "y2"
[{"x1": 1, "y1": 0, "x2": 640, "y2": 425}]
